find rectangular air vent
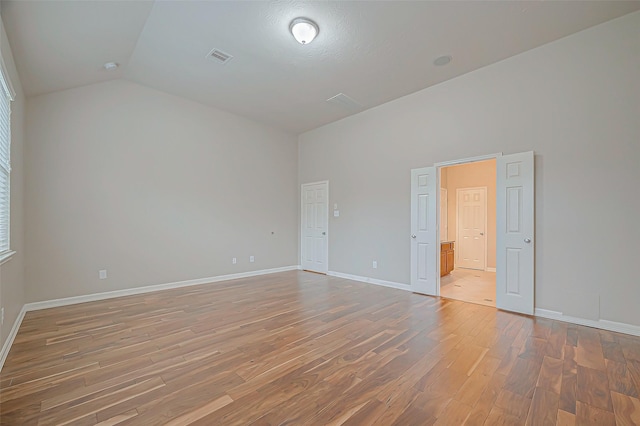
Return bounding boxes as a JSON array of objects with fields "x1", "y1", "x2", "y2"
[
  {"x1": 207, "y1": 48, "x2": 233, "y2": 64},
  {"x1": 326, "y1": 93, "x2": 363, "y2": 110}
]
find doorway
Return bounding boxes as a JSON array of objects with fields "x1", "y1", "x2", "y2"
[
  {"x1": 439, "y1": 160, "x2": 496, "y2": 307},
  {"x1": 440, "y1": 159, "x2": 496, "y2": 307},
  {"x1": 410, "y1": 151, "x2": 535, "y2": 315}
]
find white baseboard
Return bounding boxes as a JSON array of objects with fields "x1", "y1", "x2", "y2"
[
  {"x1": 24, "y1": 265, "x2": 300, "y2": 312},
  {"x1": 0, "y1": 305, "x2": 26, "y2": 372},
  {"x1": 535, "y1": 308, "x2": 640, "y2": 337},
  {"x1": 486, "y1": 267, "x2": 496, "y2": 272},
  {"x1": 327, "y1": 271, "x2": 411, "y2": 292}
]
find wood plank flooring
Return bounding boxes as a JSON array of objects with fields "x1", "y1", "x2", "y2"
[{"x1": 1, "y1": 271, "x2": 640, "y2": 425}]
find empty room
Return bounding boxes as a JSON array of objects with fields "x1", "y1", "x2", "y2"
[{"x1": 1, "y1": 1, "x2": 640, "y2": 425}]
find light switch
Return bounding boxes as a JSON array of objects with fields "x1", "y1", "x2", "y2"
[
  {"x1": 334, "y1": 210, "x2": 340, "y2": 217},
  {"x1": 334, "y1": 203, "x2": 338, "y2": 210}
]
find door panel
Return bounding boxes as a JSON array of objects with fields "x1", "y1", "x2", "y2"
[
  {"x1": 301, "y1": 182, "x2": 328, "y2": 273},
  {"x1": 496, "y1": 152, "x2": 534, "y2": 315},
  {"x1": 411, "y1": 167, "x2": 437, "y2": 295}
]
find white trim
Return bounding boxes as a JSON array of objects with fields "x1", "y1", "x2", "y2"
[
  {"x1": 328, "y1": 271, "x2": 411, "y2": 292},
  {"x1": 300, "y1": 180, "x2": 329, "y2": 274},
  {"x1": 486, "y1": 267, "x2": 496, "y2": 272},
  {"x1": 435, "y1": 153, "x2": 502, "y2": 168},
  {"x1": 535, "y1": 308, "x2": 640, "y2": 337},
  {"x1": 0, "y1": 305, "x2": 26, "y2": 372},
  {"x1": 24, "y1": 266, "x2": 300, "y2": 312}
]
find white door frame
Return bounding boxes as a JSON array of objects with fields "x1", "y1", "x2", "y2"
[
  {"x1": 455, "y1": 186, "x2": 488, "y2": 271},
  {"x1": 300, "y1": 180, "x2": 329, "y2": 273},
  {"x1": 434, "y1": 153, "x2": 502, "y2": 297}
]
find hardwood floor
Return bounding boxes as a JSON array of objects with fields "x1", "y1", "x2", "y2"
[{"x1": 1, "y1": 271, "x2": 639, "y2": 425}]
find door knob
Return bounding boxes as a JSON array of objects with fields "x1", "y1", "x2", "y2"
[
  {"x1": 524, "y1": 238, "x2": 531, "y2": 243},
  {"x1": 322, "y1": 232, "x2": 326, "y2": 235},
  {"x1": 480, "y1": 232, "x2": 484, "y2": 236},
  {"x1": 411, "y1": 235, "x2": 416, "y2": 239}
]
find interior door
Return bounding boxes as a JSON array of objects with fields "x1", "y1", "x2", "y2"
[
  {"x1": 456, "y1": 187, "x2": 487, "y2": 270},
  {"x1": 301, "y1": 182, "x2": 328, "y2": 273},
  {"x1": 411, "y1": 167, "x2": 438, "y2": 295},
  {"x1": 496, "y1": 152, "x2": 534, "y2": 315}
]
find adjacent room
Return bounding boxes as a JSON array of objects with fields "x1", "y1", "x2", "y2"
[
  {"x1": 439, "y1": 159, "x2": 497, "y2": 308},
  {"x1": 1, "y1": 1, "x2": 640, "y2": 424}
]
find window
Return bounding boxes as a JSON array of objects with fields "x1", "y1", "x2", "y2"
[{"x1": 0, "y1": 56, "x2": 14, "y2": 259}]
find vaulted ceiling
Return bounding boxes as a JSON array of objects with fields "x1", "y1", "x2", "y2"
[{"x1": 2, "y1": 1, "x2": 639, "y2": 133}]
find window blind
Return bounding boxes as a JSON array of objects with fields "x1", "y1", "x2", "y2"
[{"x1": 0, "y1": 67, "x2": 11, "y2": 253}]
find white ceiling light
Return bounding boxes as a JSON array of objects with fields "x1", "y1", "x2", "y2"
[
  {"x1": 103, "y1": 62, "x2": 119, "y2": 71},
  {"x1": 290, "y1": 18, "x2": 319, "y2": 45}
]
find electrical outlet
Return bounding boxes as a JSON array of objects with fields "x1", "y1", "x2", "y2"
[
  {"x1": 232, "y1": 257, "x2": 237, "y2": 264},
  {"x1": 99, "y1": 270, "x2": 107, "y2": 280},
  {"x1": 250, "y1": 256, "x2": 255, "y2": 263},
  {"x1": 372, "y1": 260, "x2": 377, "y2": 269}
]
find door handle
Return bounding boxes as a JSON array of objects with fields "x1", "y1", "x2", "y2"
[
  {"x1": 411, "y1": 235, "x2": 416, "y2": 239},
  {"x1": 480, "y1": 232, "x2": 484, "y2": 236},
  {"x1": 524, "y1": 238, "x2": 531, "y2": 243},
  {"x1": 322, "y1": 232, "x2": 326, "y2": 235}
]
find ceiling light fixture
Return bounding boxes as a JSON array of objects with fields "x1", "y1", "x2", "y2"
[
  {"x1": 290, "y1": 18, "x2": 319, "y2": 45},
  {"x1": 103, "y1": 62, "x2": 119, "y2": 71}
]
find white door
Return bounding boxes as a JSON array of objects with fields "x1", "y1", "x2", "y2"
[
  {"x1": 496, "y1": 152, "x2": 534, "y2": 315},
  {"x1": 301, "y1": 181, "x2": 328, "y2": 273},
  {"x1": 410, "y1": 167, "x2": 438, "y2": 295},
  {"x1": 456, "y1": 187, "x2": 487, "y2": 270}
]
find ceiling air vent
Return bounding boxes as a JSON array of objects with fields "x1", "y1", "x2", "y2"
[
  {"x1": 207, "y1": 48, "x2": 233, "y2": 64},
  {"x1": 326, "y1": 93, "x2": 363, "y2": 110}
]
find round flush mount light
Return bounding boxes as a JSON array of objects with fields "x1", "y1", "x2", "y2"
[
  {"x1": 290, "y1": 18, "x2": 319, "y2": 45},
  {"x1": 103, "y1": 62, "x2": 119, "y2": 71},
  {"x1": 433, "y1": 55, "x2": 452, "y2": 66}
]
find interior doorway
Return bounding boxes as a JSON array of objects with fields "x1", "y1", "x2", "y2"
[
  {"x1": 410, "y1": 151, "x2": 534, "y2": 315},
  {"x1": 439, "y1": 160, "x2": 496, "y2": 307}
]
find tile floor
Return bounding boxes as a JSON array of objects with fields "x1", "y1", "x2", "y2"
[{"x1": 440, "y1": 267, "x2": 496, "y2": 307}]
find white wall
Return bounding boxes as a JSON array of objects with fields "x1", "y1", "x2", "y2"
[
  {"x1": 0, "y1": 16, "x2": 26, "y2": 350},
  {"x1": 26, "y1": 79, "x2": 298, "y2": 302},
  {"x1": 299, "y1": 12, "x2": 640, "y2": 326}
]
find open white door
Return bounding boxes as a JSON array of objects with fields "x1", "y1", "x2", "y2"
[
  {"x1": 496, "y1": 152, "x2": 534, "y2": 315},
  {"x1": 411, "y1": 167, "x2": 438, "y2": 295}
]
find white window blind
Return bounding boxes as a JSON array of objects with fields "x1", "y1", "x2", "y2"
[{"x1": 0, "y1": 64, "x2": 12, "y2": 254}]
